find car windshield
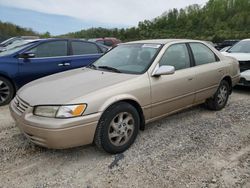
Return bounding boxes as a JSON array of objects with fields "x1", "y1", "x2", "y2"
[
  {"x1": 228, "y1": 40, "x2": 250, "y2": 53},
  {"x1": 92, "y1": 43, "x2": 162, "y2": 74},
  {"x1": 5, "y1": 40, "x2": 32, "y2": 50},
  {"x1": 0, "y1": 42, "x2": 33, "y2": 57},
  {"x1": 0, "y1": 37, "x2": 16, "y2": 46}
]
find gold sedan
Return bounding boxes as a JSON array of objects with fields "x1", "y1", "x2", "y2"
[{"x1": 10, "y1": 39, "x2": 240, "y2": 154}]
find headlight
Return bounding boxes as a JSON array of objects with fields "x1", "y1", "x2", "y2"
[{"x1": 33, "y1": 104, "x2": 87, "y2": 118}]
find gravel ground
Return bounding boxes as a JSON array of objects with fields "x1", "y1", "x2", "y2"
[{"x1": 0, "y1": 87, "x2": 249, "y2": 188}]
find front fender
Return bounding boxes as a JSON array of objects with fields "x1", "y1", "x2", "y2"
[{"x1": 99, "y1": 94, "x2": 142, "y2": 112}]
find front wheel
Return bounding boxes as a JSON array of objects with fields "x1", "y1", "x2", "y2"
[
  {"x1": 0, "y1": 77, "x2": 15, "y2": 106},
  {"x1": 205, "y1": 80, "x2": 230, "y2": 111},
  {"x1": 94, "y1": 102, "x2": 140, "y2": 154}
]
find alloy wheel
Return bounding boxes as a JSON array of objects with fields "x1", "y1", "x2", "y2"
[
  {"x1": 0, "y1": 80, "x2": 10, "y2": 103},
  {"x1": 108, "y1": 112, "x2": 135, "y2": 147},
  {"x1": 217, "y1": 84, "x2": 228, "y2": 106}
]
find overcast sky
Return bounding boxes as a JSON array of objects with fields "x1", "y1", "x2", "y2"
[{"x1": 0, "y1": 0, "x2": 208, "y2": 35}]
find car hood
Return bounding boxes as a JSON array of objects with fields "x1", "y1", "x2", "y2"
[
  {"x1": 18, "y1": 68, "x2": 137, "y2": 106},
  {"x1": 221, "y1": 52, "x2": 250, "y2": 61}
]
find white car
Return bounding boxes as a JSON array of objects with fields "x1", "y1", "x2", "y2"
[{"x1": 221, "y1": 39, "x2": 250, "y2": 86}]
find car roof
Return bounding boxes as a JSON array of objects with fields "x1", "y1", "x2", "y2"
[
  {"x1": 36, "y1": 38, "x2": 97, "y2": 42},
  {"x1": 126, "y1": 39, "x2": 205, "y2": 45}
]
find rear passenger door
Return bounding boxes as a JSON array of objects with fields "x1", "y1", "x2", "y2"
[
  {"x1": 69, "y1": 41, "x2": 103, "y2": 69},
  {"x1": 188, "y1": 42, "x2": 226, "y2": 103}
]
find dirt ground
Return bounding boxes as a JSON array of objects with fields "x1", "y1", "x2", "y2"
[{"x1": 0, "y1": 87, "x2": 249, "y2": 188}]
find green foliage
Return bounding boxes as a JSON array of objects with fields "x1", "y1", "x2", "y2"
[
  {"x1": 40, "y1": 31, "x2": 51, "y2": 38},
  {"x1": 63, "y1": 0, "x2": 250, "y2": 42},
  {"x1": 0, "y1": 21, "x2": 38, "y2": 42}
]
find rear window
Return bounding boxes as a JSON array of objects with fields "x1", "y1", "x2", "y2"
[
  {"x1": 190, "y1": 43, "x2": 217, "y2": 65},
  {"x1": 72, "y1": 41, "x2": 100, "y2": 55}
]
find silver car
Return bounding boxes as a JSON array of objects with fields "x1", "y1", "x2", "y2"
[{"x1": 10, "y1": 39, "x2": 240, "y2": 154}]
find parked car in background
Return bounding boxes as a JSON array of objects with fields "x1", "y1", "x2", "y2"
[
  {"x1": 220, "y1": 46, "x2": 231, "y2": 52},
  {"x1": 215, "y1": 39, "x2": 239, "y2": 50},
  {"x1": 0, "y1": 39, "x2": 39, "y2": 52},
  {"x1": 10, "y1": 39, "x2": 240, "y2": 154},
  {"x1": 0, "y1": 38, "x2": 105, "y2": 105},
  {"x1": 0, "y1": 36, "x2": 39, "y2": 51},
  {"x1": 88, "y1": 37, "x2": 121, "y2": 47},
  {"x1": 221, "y1": 39, "x2": 250, "y2": 86}
]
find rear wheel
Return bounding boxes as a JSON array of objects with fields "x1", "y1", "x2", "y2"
[
  {"x1": 0, "y1": 77, "x2": 14, "y2": 106},
  {"x1": 94, "y1": 102, "x2": 140, "y2": 154},
  {"x1": 206, "y1": 80, "x2": 230, "y2": 111}
]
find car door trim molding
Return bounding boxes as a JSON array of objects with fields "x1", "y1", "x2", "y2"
[{"x1": 151, "y1": 91, "x2": 195, "y2": 108}]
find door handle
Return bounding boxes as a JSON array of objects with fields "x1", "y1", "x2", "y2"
[
  {"x1": 58, "y1": 62, "x2": 71, "y2": 66},
  {"x1": 187, "y1": 77, "x2": 193, "y2": 81},
  {"x1": 63, "y1": 62, "x2": 71, "y2": 66}
]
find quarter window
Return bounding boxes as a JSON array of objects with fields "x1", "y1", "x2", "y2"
[
  {"x1": 72, "y1": 41, "x2": 100, "y2": 55},
  {"x1": 30, "y1": 41, "x2": 68, "y2": 58},
  {"x1": 159, "y1": 44, "x2": 190, "y2": 70},
  {"x1": 190, "y1": 43, "x2": 217, "y2": 65}
]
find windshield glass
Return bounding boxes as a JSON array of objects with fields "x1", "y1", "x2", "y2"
[
  {"x1": 0, "y1": 37, "x2": 16, "y2": 46},
  {"x1": 228, "y1": 40, "x2": 250, "y2": 53},
  {"x1": 5, "y1": 40, "x2": 32, "y2": 50},
  {"x1": 93, "y1": 43, "x2": 161, "y2": 74},
  {"x1": 0, "y1": 42, "x2": 33, "y2": 57}
]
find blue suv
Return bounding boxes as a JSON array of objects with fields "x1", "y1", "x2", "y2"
[{"x1": 0, "y1": 38, "x2": 104, "y2": 105}]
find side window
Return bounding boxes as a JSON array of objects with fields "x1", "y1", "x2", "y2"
[
  {"x1": 159, "y1": 44, "x2": 190, "y2": 70},
  {"x1": 190, "y1": 43, "x2": 217, "y2": 65},
  {"x1": 30, "y1": 41, "x2": 67, "y2": 58},
  {"x1": 72, "y1": 41, "x2": 100, "y2": 55}
]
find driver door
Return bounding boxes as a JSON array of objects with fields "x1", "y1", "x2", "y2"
[
  {"x1": 17, "y1": 40, "x2": 69, "y2": 86},
  {"x1": 149, "y1": 43, "x2": 196, "y2": 119}
]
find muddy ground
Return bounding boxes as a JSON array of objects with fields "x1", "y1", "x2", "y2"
[{"x1": 0, "y1": 87, "x2": 249, "y2": 188}]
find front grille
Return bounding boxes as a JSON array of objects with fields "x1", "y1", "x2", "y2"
[
  {"x1": 13, "y1": 96, "x2": 29, "y2": 114},
  {"x1": 239, "y1": 61, "x2": 250, "y2": 72}
]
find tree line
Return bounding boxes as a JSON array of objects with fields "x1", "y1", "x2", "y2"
[
  {"x1": 63, "y1": 0, "x2": 250, "y2": 43},
  {"x1": 0, "y1": 21, "x2": 37, "y2": 42}
]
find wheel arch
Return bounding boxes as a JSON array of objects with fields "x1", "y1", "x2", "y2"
[
  {"x1": 0, "y1": 73, "x2": 17, "y2": 93},
  {"x1": 221, "y1": 75, "x2": 232, "y2": 94},
  {"x1": 99, "y1": 96, "x2": 146, "y2": 131}
]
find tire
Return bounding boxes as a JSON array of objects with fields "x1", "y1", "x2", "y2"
[
  {"x1": 94, "y1": 102, "x2": 140, "y2": 154},
  {"x1": 0, "y1": 76, "x2": 15, "y2": 106},
  {"x1": 206, "y1": 80, "x2": 230, "y2": 111}
]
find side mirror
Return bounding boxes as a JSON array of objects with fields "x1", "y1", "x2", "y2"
[
  {"x1": 152, "y1": 65, "x2": 175, "y2": 76},
  {"x1": 19, "y1": 52, "x2": 35, "y2": 59}
]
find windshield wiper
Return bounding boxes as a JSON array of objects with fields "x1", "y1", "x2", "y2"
[
  {"x1": 86, "y1": 64, "x2": 97, "y2": 69},
  {"x1": 97, "y1": 66, "x2": 121, "y2": 73}
]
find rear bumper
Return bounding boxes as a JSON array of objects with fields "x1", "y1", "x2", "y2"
[{"x1": 9, "y1": 100, "x2": 101, "y2": 149}]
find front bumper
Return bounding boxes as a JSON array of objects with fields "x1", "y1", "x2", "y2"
[
  {"x1": 238, "y1": 70, "x2": 250, "y2": 86},
  {"x1": 9, "y1": 99, "x2": 101, "y2": 149}
]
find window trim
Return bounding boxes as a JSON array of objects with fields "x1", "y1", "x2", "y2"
[{"x1": 187, "y1": 42, "x2": 220, "y2": 67}]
